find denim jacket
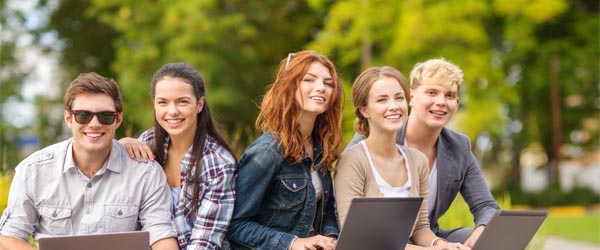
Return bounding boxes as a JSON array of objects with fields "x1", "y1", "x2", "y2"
[{"x1": 226, "y1": 132, "x2": 339, "y2": 250}]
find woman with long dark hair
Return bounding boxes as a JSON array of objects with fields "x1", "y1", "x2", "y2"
[{"x1": 121, "y1": 62, "x2": 237, "y2": 250}]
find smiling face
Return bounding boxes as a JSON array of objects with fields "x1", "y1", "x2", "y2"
[
  {"x1": 295, "y1": 62, "x2": 334, "y2": 120},
  {"x1": 154, "y1": 77, "x2": 204, "y2": 139},
  {"x1": 409, "y1": 81, "x2": 460, "y2": 130},
  {"x1": 65, "y1": 93, "x2": 122, "y2": 157},
  {"x1": 360, "y1": 77, "x2": 408, "y2": 135}
]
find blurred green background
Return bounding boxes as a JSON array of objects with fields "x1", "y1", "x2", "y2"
[{"x1": 1, "y1": 0, "x2": 598, "y2": 248}]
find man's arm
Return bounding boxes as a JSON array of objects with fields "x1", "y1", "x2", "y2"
[
  {"x1": 138, "y1": 163, "x2": 177, "y2": 246},
  {"x1": 460, "y1": 140, "x2": 499, "y2": 247},
  {"x1": 0, "y1": 235, "x2": 33, "y2": 250},
  {"x1": 464, "y1": 225, "x2": 485, "y2": 247},
  {"x1": 461, "y1": 150, "x2": 500, "y2": 225},
  {"x1": 150, "y1": 237, "x2": 178, "y2": 250},
  {"x1": 0, "y1": 162, "x2": 38, "y2": 248}
]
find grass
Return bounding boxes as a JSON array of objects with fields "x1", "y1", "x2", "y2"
[
  {"x1": 539, "y1": 214, "x2": 600, "y2": 244},
  {"x1": 438, "y1": 193, "x2": 600, "y2": 248}
]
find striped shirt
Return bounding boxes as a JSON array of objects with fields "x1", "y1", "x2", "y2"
[{"x1": 139, "y1": 128, "x2": 237, "y2": 250}]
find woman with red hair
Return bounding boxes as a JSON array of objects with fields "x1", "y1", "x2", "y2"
[{"x1": 226, "y1": 50, "x2": 343, "y2": 250}]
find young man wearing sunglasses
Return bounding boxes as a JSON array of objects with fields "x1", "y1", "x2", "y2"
[{"x1": 0, "y1": 73, "x2": 178, "y2": 250}]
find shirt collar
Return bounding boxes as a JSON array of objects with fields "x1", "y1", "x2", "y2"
[{"x1": 62, "y1": 139, "x2": 123, "y2": 174}]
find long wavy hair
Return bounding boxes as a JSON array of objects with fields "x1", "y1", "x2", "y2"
[
  {"x1": 151, "y1": 62, "x2": 237, "y2": 220},
  {"x1": 256, "y1": 50, "x2": 343, "y2": 170}
]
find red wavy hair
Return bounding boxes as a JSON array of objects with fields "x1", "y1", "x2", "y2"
[{"x1": 256, "y1": 50, "x2": 343, "y2": 170}]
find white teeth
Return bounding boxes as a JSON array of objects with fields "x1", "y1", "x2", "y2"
[
  {"x1": 86, "y1": 133, "x2": 102, "y2": 138},
  {"x1": 385, "y1": 114, "x2": 401, "y2": 119},
  {"x1": 431, "y1": 111, "x2": 447, "y2": 115},
  {"x1": 166, "y1": 119, "x2": 183, "y2": 124},
  {"x1": 310, "y1": 96, "x2": 325, "y2": 102}
]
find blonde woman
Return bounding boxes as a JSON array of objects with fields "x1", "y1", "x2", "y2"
[{"x1": 336, "y1": 66, "x2": 469, "y2": 250}]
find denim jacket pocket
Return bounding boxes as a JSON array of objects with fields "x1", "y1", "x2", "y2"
[
  {"x1": 39, "y1": 206, "x2": 73, "y2": 235},
  {"x1": 104, "y1": 204, "x2": 138, "y2": 232},
  {"x1": 278, "y1": 175, "x2": 308, "y2": 207}
]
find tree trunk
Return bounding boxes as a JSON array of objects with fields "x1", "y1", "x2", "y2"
[
  {"x1": 360, "y1": 27, "x2": 372, "y2": 70},
  {"x1": 548, "y1": 55, "x2": 562, "y2": 185},
  {"x1": 510, "y1": 143, "x2": 522, "y2": 190}
]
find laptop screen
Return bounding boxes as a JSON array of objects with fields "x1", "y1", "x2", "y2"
[
  {"x1": 472, "y1": 210, "x2": 549, "y2": 250},
  {"x1": 336, "y1": 197, "x2": 423, "y2": 250},
  {"x1": 38, "y1": 231, "x2": 149, "y2": 250}
]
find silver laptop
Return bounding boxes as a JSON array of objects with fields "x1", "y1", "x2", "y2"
[
  {"x1": 39, "y1": 231, "x2": 149, "y2": 250},
  {"x1": 336, "y1": 197, "x2": 423, "y2": 250},
  {"x1": 472, "y1": 210, "x2": 549, "y2": 250}
]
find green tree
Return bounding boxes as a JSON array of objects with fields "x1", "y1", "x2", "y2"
[
  {"x1": 0, "y1": 0, "x2": 33, "y2": 171},
  {"x1": 43, "y1": 0, "x2": 118, "y2": 78},
  {"x1": 494, "y1": 0, "x2": 599, "y2": 187},
  {"x1": 89, "y1": 0, "x2": 325, "y2": 149},
  {"x1": 309, "y1": 0, "x2": 514, "y2": 149}
]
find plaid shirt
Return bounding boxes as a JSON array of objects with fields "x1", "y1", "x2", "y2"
[{"x1": 139, "y1": 128, "x2": 237, "y2": 250}]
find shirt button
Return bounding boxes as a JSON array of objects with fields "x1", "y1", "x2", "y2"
[
  {"x1": 86, "y1": 209, "x2": 91, "y2": 214},
  {"x1": 87, "y1": 183, "x2": 92, "y2": 188}
]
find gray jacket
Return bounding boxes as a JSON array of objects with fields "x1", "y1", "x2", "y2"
[{"x1": 346, "y1": 124, "x2": 499, "y2": 233}]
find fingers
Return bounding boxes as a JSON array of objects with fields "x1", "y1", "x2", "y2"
[
  {"x1": 443, "y1": 243, "x2": 471, "y2": 250},
  {"x1": 134, "y1": 143, "x2": 155, "y2": 162},
  {"x1": 124, "y1": 143, "x2": 137, "y2": 159},
  {"x1": 119, "y1": 138, "x2": 154, "y2": 162},
  {"x1": 310, "y1": 235, "x2": 336, "y2": 250},
  {"x1": 293, "y1": 235, "x2": 336, "y2": 250}
]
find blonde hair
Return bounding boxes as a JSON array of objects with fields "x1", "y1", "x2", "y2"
[{"x1": 409, "y1": 58, "x2": 463, "y2": 91}]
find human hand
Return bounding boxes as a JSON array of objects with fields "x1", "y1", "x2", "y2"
[
  {"x1": 464, "y1": 225, "x2": 485, "y2": 248},
  {"x1": 290, "y1": 235, "x2": 337, "y2": 250},
  {"x1": 432, "y1": 241, "x2": 470, "y2": 250},
  {"x1": 119, "y1": 137, "x2": 155, "y2": 162}
]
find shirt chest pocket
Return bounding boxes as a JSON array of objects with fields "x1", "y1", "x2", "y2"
[
  {"x1": 39, "y1": 206, "x2": 73, "y2": 235},
  {"x1": 278, "y1": 176, "x2": 308, "y2": 208},
  {"x1": 103, "y1": 205, "x2": 138, "y2": 232}
]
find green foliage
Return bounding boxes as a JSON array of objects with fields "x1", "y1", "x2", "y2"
[
  {"x1": 493, "y1": 0, "x2": 599, "y2": 184},
  {"x1": 437, "y1": 194, "x2": 474, "y2": 230},
  {"x1": 88, "y1": 0, "x2": 325, "y2": 142},
  {"x1": 310, "y1": 0, "x2": 514, "y2": 143},
  {"x1": 505, "y1": 185, "x2": 600, "y2": 207},
  {"x1": 438, "y1": 193, "x2": 512, "y2": 230},
  {"x1": 0, "y1": 1, "x2": 33, "y2": 171},
  {"x1": 0, "y1": 0, "x2": 597, "y2": 195},
  {"x1": 0, "y1": 173, "x2": 11, "y2": 212}
]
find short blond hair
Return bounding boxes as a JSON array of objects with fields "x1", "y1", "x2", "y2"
[{"x1": 409, "y1": 58, "x2": 463, "y2": 91}]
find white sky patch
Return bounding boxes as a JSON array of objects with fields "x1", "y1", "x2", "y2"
[{"x1": 2, "y1": 0, "x2": 62, "y2": 128}]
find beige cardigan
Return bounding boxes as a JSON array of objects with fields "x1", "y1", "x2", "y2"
[{"x1": 334, "y1": 142, "x2": 431, "y2": 234}]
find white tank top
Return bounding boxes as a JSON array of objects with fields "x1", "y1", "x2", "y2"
[
  {"x1": 311, "y1": 170, "x2": 323, "y2": 201},
  {"x1": 360, "y1": 140, "x2": 411, "y2": 197}
]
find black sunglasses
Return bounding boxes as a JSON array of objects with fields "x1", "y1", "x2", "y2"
[{"x1": 69, "y1": 110, "x2": 118, "y2": 125}]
